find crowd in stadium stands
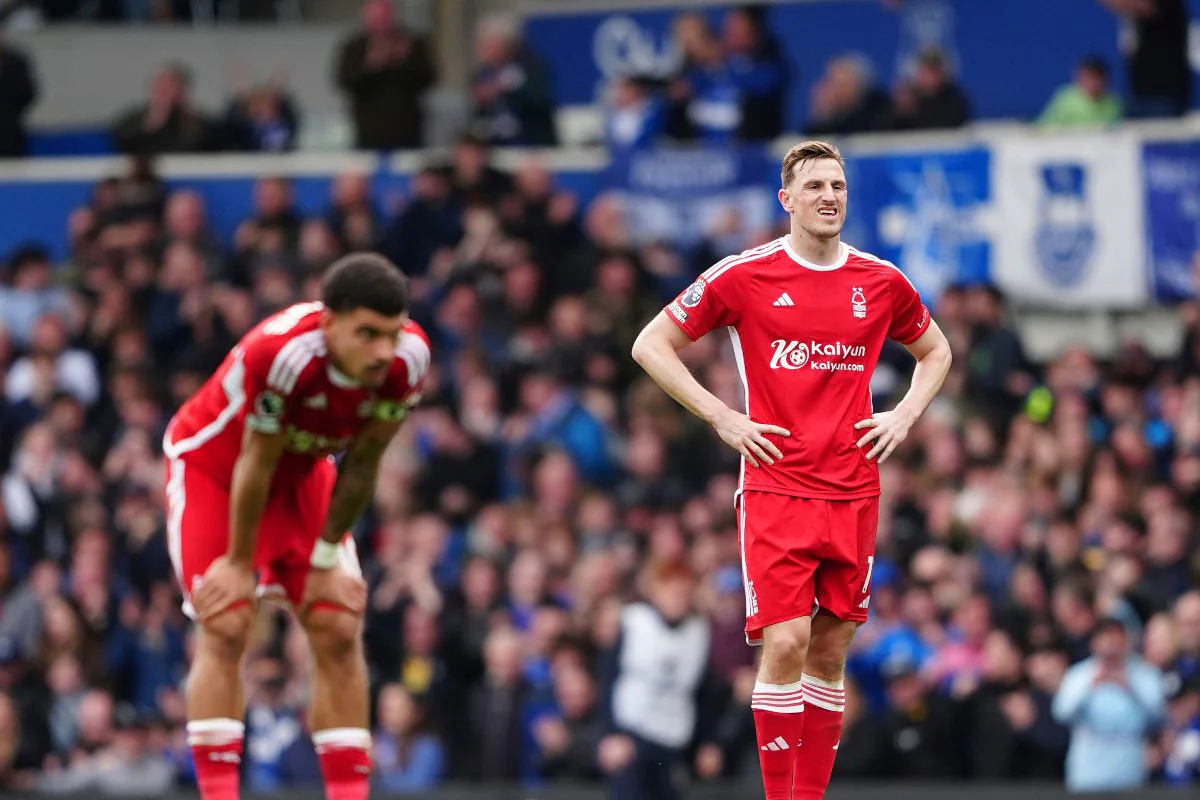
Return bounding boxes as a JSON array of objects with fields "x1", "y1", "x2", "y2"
[
  {"x1": 0, "y1": 0, "x2": 1194, "y2": 158},
  {"x1": 0, "y1": 132, "x2": 1199, "y2": 794},
  {"x1": 0, "y1": 0, "x2": 1199, "y2": 795}
]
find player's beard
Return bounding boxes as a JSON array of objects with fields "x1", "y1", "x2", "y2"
[{"x1": 801, "y1": 211, "x2": 844, "y2": 241}]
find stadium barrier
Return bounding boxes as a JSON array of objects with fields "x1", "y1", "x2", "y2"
[{"x1": 4, "y1": 782, "x2": 1194, "y2": 800}]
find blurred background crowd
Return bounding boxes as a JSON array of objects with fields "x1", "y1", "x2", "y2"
[
  {"x1": 1, "y1": 0, "x2": 1200, "y2": 797},
  {"x1": 0, "y1": 0, "x2": 1190, "y2": 159}
]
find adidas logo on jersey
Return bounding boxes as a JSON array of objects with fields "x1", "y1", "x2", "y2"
[
  {"x1": 761, "y1": 736, "x2": 791, "y2": 752},
  {"x1": 772, "y1": 292, "x2": 795, "y2": 307}
]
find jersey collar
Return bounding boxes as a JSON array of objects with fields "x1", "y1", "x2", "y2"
[
  {"x1": 781, "y1": 236, "x2": 848, "y2": 272},
  {"x1": 327, "y1": 363, "x2": 360, "y2": 388}
]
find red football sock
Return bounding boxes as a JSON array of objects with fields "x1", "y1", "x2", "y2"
[
  {"x1": 752, "y1": 679, "x2": 805, "y2": 800},
  {"x1": 313, "y1": 727, "x2": 373, "y2": 800},
  {"x1": 187, "y1": 718, "x2": 244, "y2": 800},
  {"x1": 794, "y1": 674, "x2": 846, "y2": 800}
]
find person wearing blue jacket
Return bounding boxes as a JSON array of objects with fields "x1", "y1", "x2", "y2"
[{"x1": 1053, "y1": 617, "x2": 1166, "y2": 792}]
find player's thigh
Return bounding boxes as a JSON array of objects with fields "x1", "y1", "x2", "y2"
[
  {"x1": 813, "y1": 496, "x2": 880, "y2": 624},
  {"x1": 740, "y1": 491, "x2": 822, "y2": 645},
  {"x1": 164, "y1": 458, "x2": 232, "y2": 620},
  {"x1": 267, "y1": 460, "x2": 362, "y2": 612}
]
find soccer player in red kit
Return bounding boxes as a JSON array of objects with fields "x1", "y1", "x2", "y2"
[
  {"x1": 163, "y1": 253, "x2": 430, "y2": 800},
  {"x1": 632, "y1": 141, "x2": 952, "y2": 799}
]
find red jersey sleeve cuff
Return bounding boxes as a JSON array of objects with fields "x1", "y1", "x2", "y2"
[
  {"x1": 897, "y1": 307, "x2": 932, "y2": 345},
  {"x1": 664, "y1": 303, "x2": 701, "y2": 341}
]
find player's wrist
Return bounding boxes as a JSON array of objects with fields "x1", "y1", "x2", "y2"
[{"x1": 310, "y1": 538, "x2": 341, "y2": 570}]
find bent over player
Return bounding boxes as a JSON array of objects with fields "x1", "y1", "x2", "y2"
[
  {"x1": 163, "y1": 253, "x2": 430, "y2": 800},
  {"x1": 632, "y1": 141, "x2": 952, "y2": 799}
]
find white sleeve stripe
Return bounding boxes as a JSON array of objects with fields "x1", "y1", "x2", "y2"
[
  {"x1": 702, "y1": 240, "x2": 783, "y2": 285},
  {"x1": 847, "y1": 245, "x2": 919, "y2": 291},
  {"x1": 266, "y1": 331, "x2": 325, "y2": 395},
  {"x1": 394, "y1": 334, "x2": 431, "y2": 387},
  {"x1": 702, "y1": 240, "x2": 779, "y2": 281}
]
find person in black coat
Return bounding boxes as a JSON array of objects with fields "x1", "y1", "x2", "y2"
[{"x1": 0, "y1": 32, "x2": 37, "y2": 157}]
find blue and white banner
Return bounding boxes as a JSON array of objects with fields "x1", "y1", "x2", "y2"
[
  {"x1": 992, "y1": 134, "x2": 1149, "y2": 308},
  {"x1": 1144, "y1": 141, "x2": 1200, "y2": 301},
  {"x1": 606, "y1": 146, "x2": 778, "y2": 247},
  {"x1": 846, "y1": 147, "x2": 992, "y2": 305}
]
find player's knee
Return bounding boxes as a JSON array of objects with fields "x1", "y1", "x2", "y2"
[
  {"x1": 199, "y1": 605, "x2": 255, "y2": 662},
  {"x1": 762, "y1": 619, "x2": 810, "y2": 668},
  {"x1": 303, "y1": 608, "x2": 362, "y2": 663}
]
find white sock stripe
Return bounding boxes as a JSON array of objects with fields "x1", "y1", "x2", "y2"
[
  {"x1": 753, "y1": 679, "x2": 804, "y2": 694},
  {"x1": 186, "y1": 719, "x2": 245, "y2": 736},
  {"x1": 311, "y1": 727, "x2": 372, "y2": 750},
  {"x1": 751, "y1": 701, "x2": 805, "y2": 714},
  {"x1": 803, "y1": 684, "x2": 846, "y2": 702},
  {"x1": 801, "y1": 674, "x2": 845, "y2": 690},
  {"x1": 803, "y1": 694, "x2": 846, "y2": 713},
  {"x1": 748, "y1": 690, "x2": 806, "y2": 700}
]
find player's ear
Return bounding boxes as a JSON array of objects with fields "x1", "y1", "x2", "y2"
[
  {"x1": 777, "y1": 187, "x2": 793, "y2": 214},
  {"x1": 318, "y1": 307, "x2": 338, "y2": 333}
]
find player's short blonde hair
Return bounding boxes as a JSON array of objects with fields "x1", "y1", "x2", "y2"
[{"x1": 781, "y1": 140, "x2": 845, "y2": 187}]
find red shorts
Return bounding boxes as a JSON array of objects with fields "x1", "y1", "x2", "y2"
[
  {"x1": 738, "y1": 490, "x2": 879, "y2": 644},
  {"x1": 164, "y1": 455, "x2": 360, "y2": 619}
]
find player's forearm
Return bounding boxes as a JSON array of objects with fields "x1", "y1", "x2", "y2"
[
  {"x1": 228, "y1": 455, "x2": 273, "y2": 565},
  {"x1": 319, "y1": 453, "x2": 382, "y2": 545},
  {"x1": 895, "y1": 340, "x2": 952, "y2": 422},
  {"x1": 632, "y1": 337, "x2": 730, "y2": 425}
]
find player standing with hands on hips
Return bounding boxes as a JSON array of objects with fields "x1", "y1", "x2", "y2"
[
  {"x1": 632, "y1": 141, "x2": 952, "y2": 799},
  {"x1": 163, "y1": 253, "x2": 430, "y2": 800}
]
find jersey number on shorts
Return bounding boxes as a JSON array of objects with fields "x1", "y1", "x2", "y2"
[{"x1": 861, "y1": 555, "x2": 874, "y2": 593}]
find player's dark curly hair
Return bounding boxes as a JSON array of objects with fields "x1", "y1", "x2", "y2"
[{"x1": 321, "y1": 252, "x2": 410, "y2": 317}]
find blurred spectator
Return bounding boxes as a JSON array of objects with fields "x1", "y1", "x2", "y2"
[
  {"x1": 470, "y1": 13, "x2": 557, "y2": 146},
  {"x1": 601, "y1": 562, "x2": 717, "y2": 800},
  {"x1": 666, "y1": 12, "x2": 740, "y2": 143},
  {"x1": 373, "y1": 683, "x2": 446, "y2": 793},
  {"x1": 807, "y1": 54, "x2": 891, "y2": 136},
  {"x1": 444, "y1": 136, "x2": 513, "y2": 207},
  {"x1": 377, "y1": 167, "x2": 463, "y2": 280},
  {"x1": 326, "y1": 171, "x2": 380, "y2": 253},
  {"x1": 872, "y1": 653, "x2": 961, "y2": 777},
  {"x1": 963, "y1": 286, "x2": 1033, "y2": 433},
  {"x1": 534, "y1": 665, "x2": 605, "y2": 780},
  {"x1": 111, "y1": 63, "x2": 213, "y2": 155},
  {"x1": 335, "y1": 0, "x2": 436, "y2": 150},
  {"x1": 1099, "y1": 0, "x2": 1191, "y2": 118},
  {"x1": 605, "y1": 76, "x2": 666, "y2": 153},
  {"x1": 5, "y1": 313, "x2": 101, "y2": 408},
  {"x1": 1161, "y1": 677, "x2": 1200, "y2": 785},
  {"x1": 722, "y1": 5, "x2": 788, "y2": 140},
  {"x1": 0, "y1": 245, "x2": 72, "y2": 348},
  {"x1": 883, "y1": 48, "x2": 971, "y2": 130},
  {"x1": 460, "y1": 626, "x2": 532, "y2": 781},
  {"x1": 1053, "y1": 617, "x2": 1166, "y2": 792},
  {"x1": 244, "y1": 653, "x2": 319, "y2": 792},
  {"x1": 1038, "y1": 55, "x2": 1122, "y2": 128},
  {"x1": 0, "y1": 27, "x2": 37, "y2": 157},
  {"x1": 222, "y1": 81, "x2": 300, "y2": 153}
]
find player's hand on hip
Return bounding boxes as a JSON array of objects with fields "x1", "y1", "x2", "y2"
[
  {"x1": 712, "y1": 407, "x2": 790, "y2": 468},
  {"x1": 302, "y1": 563, "x2": 368, "y2": 616},
  {"x1": 193, "y1": 556, "x2": 257, "y2": 621},
  {"x1": 854, "y1": 408, "x2": 917, "y2": 463},
  {"x1": 710, "y1": 410, "x2": 787, "y2": 465}
]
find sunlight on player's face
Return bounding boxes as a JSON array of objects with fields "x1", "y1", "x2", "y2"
[
  {"x1": 324, "y1": 307, "x2": 408, "y2": 387},
  {"x1": 780, "y1": 157, "x2": 848, "y2": 241}
]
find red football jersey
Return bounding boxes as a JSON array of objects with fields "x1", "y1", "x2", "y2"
[
  {"x1": 164, "y1": 301, "x2": 431, "y2": 487},
  {"x1": 666, "y1": 237, "x2": 931, "y2": 499}
]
